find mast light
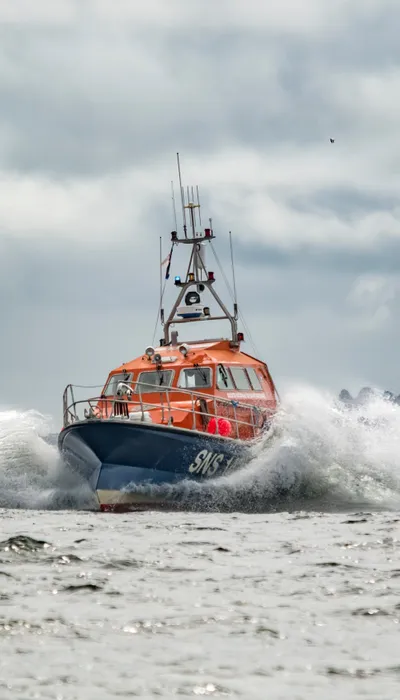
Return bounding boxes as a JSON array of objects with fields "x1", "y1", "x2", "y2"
[
  {"x1": 174, "y1": 275, "x2": 181, "y2": 286},
  {"x1": 204, "y1": 228, "x2": 211, "y2": 238},
  {"x1": 208, "y1": 271, "x2": 215, "y2": 281}
]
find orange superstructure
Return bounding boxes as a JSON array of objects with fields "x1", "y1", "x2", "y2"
[{"x1": 95, "y1": 337, "x2": 278, "y2": 440}]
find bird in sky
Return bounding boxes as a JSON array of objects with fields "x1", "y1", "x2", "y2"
[{"x1": 330, "y1": 138, "x2": 335, "y2": 143}]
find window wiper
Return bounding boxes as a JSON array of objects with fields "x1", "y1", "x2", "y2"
[
  {"x1": 218, "y1": 365, "x2": 228, "y2": 388},
  {"x1": 194, "y1": 363, "x2": 208, "y2": 385}
]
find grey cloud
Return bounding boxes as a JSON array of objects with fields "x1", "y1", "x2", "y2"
[
  {"x1": 0, "y1": 4, "x2": 399, "y2": 178},
  {"x1": 0, "y1": 229, "x2": 169, "y2": 313},
  {"x1": 287, "y1": 188, "x2": 399, "y2": 219},
  {"x1": 232, "y1": 238, "x2": 400, "y2": 275}
]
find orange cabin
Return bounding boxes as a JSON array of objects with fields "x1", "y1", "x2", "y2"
[{"x1": 95, "y1": 339, "x2": 278, "y2": 441}]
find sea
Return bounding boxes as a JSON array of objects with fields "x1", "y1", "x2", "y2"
[{"x1": 0, "y1": 385, "x2": 399, "y2": 699}]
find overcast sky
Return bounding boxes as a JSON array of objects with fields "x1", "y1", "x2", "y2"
[{"x1": 1, "y1": 0, "x2": 400, "y2": 424}]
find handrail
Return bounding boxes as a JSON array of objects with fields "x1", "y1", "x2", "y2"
[
  {"x1": 62, "y1": 380, "x2": 274, "y2": 439},
  {"x1": 63, "y1": 379, "x2": 273, "y2": 413},
  {"x1": 63, "y1": 396, "x2": 272, "y2": 439}
]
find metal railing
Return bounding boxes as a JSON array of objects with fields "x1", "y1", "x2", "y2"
[{"x1": 62, "y1": 381, "x2": 274, "y2": 440}]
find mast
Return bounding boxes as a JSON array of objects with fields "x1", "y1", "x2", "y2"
[{"x1": 161, "y1": 155, "x2": 241, "y2": 348}]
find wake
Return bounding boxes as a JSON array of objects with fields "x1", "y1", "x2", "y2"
[{"x1": 1, "y1": 385, "x2": 400, "y2": 512}]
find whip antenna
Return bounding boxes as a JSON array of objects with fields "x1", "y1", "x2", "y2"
[
  {"x1": 229, "y1": 230, "x2": 238, "y2": 319},
  {"x1": 176, "y1": 152, "x2": 187, "y2": 238},
  {"x1": 171, "y1": 181, "x2": 178, "y2": 231}
]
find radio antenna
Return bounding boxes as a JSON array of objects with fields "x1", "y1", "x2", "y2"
[
  {"x1": 171, "y1": 180, "x2": 178, "y2": 231},
  {"x1": 191, "y1": 186, "x2": 196, "y2": 228},
  {"x1": 159, "y1": 236, "x2": 163, "y2": 322},
  {"x1": 229, "y1": 230, "x2": 238, "y2": 319},
  {"x1": 176, "y1": 152, "x2": 187, "y2": 238},
  {"x1": 196, "y1": 186, "x2": 202, "y2": 226}
]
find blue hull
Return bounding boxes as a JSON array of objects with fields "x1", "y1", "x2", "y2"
[{"x1": 58, "y1": 420, "x2": 252, "y2": 511}]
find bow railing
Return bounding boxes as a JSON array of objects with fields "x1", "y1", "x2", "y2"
[{"x1": 62, "y1": 381, "x2": 274, "y2": 440}]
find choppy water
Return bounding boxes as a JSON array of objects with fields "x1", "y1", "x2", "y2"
[{"x1": 0, "y1": 386, "x2": 400, "y2": 698}]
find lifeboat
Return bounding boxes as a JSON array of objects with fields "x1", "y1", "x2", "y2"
[{"x1": 58, "y1": 155, "x2": 279, "y2": 511}]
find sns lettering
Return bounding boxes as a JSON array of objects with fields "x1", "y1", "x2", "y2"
[{"x1": 188, "y1": 449, "x2": 235, "y2": 476}]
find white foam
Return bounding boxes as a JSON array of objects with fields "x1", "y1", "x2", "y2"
[
  {"x1": 126, "y1": 384, "x2": 400, "y2": 512},
  {"x1": 0, "y1": 408, "x2": 97, "y2": 510}
]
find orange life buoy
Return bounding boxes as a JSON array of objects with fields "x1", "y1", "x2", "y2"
[{"x1": 207, "y1": 417, "x2": 232, "y2": 437}]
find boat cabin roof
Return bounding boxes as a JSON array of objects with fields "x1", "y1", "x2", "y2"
[
  {"x1": 110, "y1": 339, "x2": 269, "y2": 376},
  {"x1": 100, "y1": 339, "x2": 278, "y2": 400}
]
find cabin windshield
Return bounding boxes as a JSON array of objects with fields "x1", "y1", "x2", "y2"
[
  {"x1": 246, "y1": 367, "x2": 263, "y2": 391},
  {"x1": 230, "y1": 367, "x2": 251, "y2": 391},
  {"x1": 103, "y1": 372, "x2": 133, "y2": 396},
  {"x1": 135, "y1": 370, "x2": 174, "y2": 393},
  {"x1": 178, "y1": 367, "x2": 212, "y2": 389}
]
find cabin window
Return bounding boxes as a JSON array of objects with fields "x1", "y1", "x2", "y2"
[
  {"x1": 135, "y1": 369, "x2": 174, "y2": 393},
  {"x1": 178, "y1": 367, "x2": 212, "y2": 389},
  {"x1": 246, "y1": 367, "x2": 263, "y2": 391},
  {"x1": 216, "y1": 364, "x2": 235, "y2": 390},
  {"x1": 103, "y1": 372, "x2": 133, "y2": 396},
  {"x1": 230, "y1": 367, "x2": 252, "y2": 391}
]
